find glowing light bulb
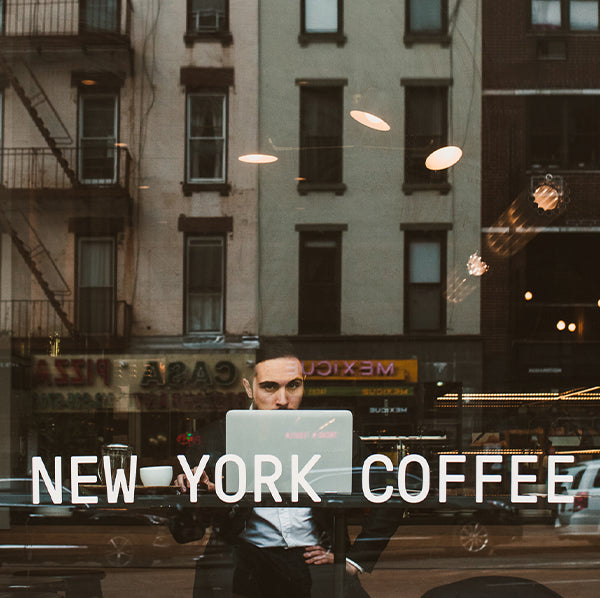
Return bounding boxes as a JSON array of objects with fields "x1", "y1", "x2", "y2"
[
  {"x1": 467, "y1": 252, "x2": 489, "y2": 276},
  {"x1": 533, "y1": 184, "x2": 560, "y2": 211},
  {"x1": 524, "y1": 291, "x2": 533, "y2": 301},
  {"x1": 556, "y1": 320, "x2": 566, "y2": 331},
  {"x1": 568, "y1": 323, "x2": 577, "y2": 332}
]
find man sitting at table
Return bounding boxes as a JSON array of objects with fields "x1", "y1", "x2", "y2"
[{"x1": 176, "y1": 346, "x2": 395, "y2": 598}]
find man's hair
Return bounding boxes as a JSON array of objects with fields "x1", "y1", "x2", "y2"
[{"x1": 255, "y1": 340, "x2": 300, "y2": 367}]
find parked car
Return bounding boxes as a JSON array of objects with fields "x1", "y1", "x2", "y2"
[
  {"x1": 0, "y1": 478, "x2": 205, "y2": 567},
  {"x1": 314, "y1": 467, "x2": 522, "y2": 556},
  {"x1": 555, "y1": 459, "x2": 600, "y2": 543}
]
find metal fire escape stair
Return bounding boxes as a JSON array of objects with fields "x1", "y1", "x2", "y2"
[
  {"x1": 0, "y1": 55, "x2": 78, "y2": 186},
  {"x1": 0, "y1": 206, "x2": 77, "y2": 337}
]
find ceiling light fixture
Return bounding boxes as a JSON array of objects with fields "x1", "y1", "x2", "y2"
[
  {"x1": 349, "y1": 110, "x2": 391, "y2": 132},
  {"x1": 425, "y1": 145, "x2": 463, "y2": 171},
  {"x1": 238, "y1": 154, "x2": 278, "y2": 164}
]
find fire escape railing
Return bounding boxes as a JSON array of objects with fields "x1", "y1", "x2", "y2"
[
  {"x1": 0, "y1": 299, "x2": 132, "y2": 339},
  {"x1": 0, "y1": 0, "x2": 133, "y2": 39},
  {"x1": 0, "y1": 146, "x2": 132, "y2": 194}
]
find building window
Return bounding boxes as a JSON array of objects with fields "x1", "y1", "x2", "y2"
[
  {"x1": 298, "y1": 84, "x2": 345, "y2": 193},
  {"x1": 78, "y1": 93, "x2": 118, "y2": 184},
  {"x1": 298, "y1": 231, "x2": 342, "y2": 335},
  {"x1": 185, "y1": 236, "x2": 225, "y2": 334},
  {"x1": 299, "y1": 0, "x2": 345, "y2": 45},
  {"x1": 79, "y1": 0, "x2": 119, "y2": 34},
  {"x1": 515, "y1": 234, "x2": 600, "y2": 340},
  {"x1": 186, "y1": 0, "x2": 230, "y2": 38},
  {"x1": 406, "y1": 0, "x2": 448, "y2": 36},
  {"x1": 405, "y1": 232, "x2": 446, "y2": 333},
  {"x1": 186, "y1": 92, "x2": 227, "y2": 184},
  {"x1": 77, "y1": 237, "x2": 115, "y2": 335},
  {"x1": 528, "y1": 96, "x2": 600, "y2": 170},
  {"x1": 531, "y1": 0, "x2": 599, "y2": 31},
  {"x1": 404, "y1": 85, "x2": 448, "y2": 188}
]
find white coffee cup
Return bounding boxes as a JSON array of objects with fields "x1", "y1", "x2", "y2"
[{"x1": 140, "y1": 465, "x2": 173, "y2": 487}]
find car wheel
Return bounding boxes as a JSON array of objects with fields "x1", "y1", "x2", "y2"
[
  {"x1": 455, "y1": 520, "x2": 492, "y2": 556},
  {"x1": 103, "y1": 534, "x2": 138, "y2": 567}
]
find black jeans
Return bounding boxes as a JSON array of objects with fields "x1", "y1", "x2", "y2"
[
  {"x1": 231, "y1": 541, "x2": 370, "y2": 598},
  {"x1": 232, "y1": 542, "x2": 312, "y2": 598}
]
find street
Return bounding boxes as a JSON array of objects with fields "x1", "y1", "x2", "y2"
[{"x1": 22, "y1": 525, "x2": 598, "y2": 598}]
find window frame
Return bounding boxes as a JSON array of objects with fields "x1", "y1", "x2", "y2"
[
  {"x1": 185, "y1": 90, "x2": 228, "y2": 186},
  {"x1": 404, "y1": 230, "x2": 447, "y2": 334},
  {"x1": 77, "y1": 91, "x2": 119, "y2": 185},
  {"x1": 527, "y1": 95, "x2": 600, "y2": 171},
  {"x1": 298, "y1": 229, "x2": 343, "y2": 336},
  {"x1": 402, "y1": 81, "x2": 451, "y2": 194},
  {"x1": 299, "y1": 0, "x2": 346, "y2": 46},
  {"x1": 297, "y1": 80, "x2": 347, "y2": 195},
  {"x1": 404, "y1": 0, "x2": 451, "y2": 47},
  {"x1": 75, "y1": 235, "x2": 116, "y2": 336},
  {"x1": 184, "y1": 234, "x2": 226, "y2": 336},
  {"x1": 184, "y1": 0, "x2": 232, "y2": 46},
  {"x1": 530, "y1": 0, "x2": 600, "y2": 33}
]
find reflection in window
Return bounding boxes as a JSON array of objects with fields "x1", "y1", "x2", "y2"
[
  {"x1": 79, "y1": 93, "x2": 118, "y2": 184},
  {"x1": 299, "y1": 231, "x2": 342, "y2": 335},
  {"x1": 528, "y1": 96, "x2": 600, "y2": 170},
  {"x1": 187, "y1": 0, "x2": 228, "y2": 34},
  {"x1": 303, "y1": 0, "x2": 339, "y2": 33},
  {"x1": 77, "y1": 237, "x2": 115, "y2": 335},
  {"x1": 187, "y1": 93, "x2": 226, "y2": 183},
  {"x1": 186, "y1": 236, "x2": 224, "y2": 334},
  {"x1": 404, "y1": 86, "x2": 447, "y2": 185},
  {"x1": 532, "y1": 0, "x2": 599, "y2": 30},
  {"x1": 407, "y1": 0, "x2": 445, "y2": 34},
  {"x1": 299, "y1": 86, "x2": 343, "y2": 185},
  {"x1": 405, "y1": 232, "x2": 445, "y2": 333},
  {"x1": 80, "y1": 0, "x2": 119, "y2": 33}
]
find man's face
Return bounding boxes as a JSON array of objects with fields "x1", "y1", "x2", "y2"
[{"x1": 242, "y1": 357, "x2": 304, "y2": 410}]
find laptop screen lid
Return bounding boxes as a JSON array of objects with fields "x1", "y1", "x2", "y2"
[{"x1": 225, "y1": 409, "x2": 353, "y2": 495}]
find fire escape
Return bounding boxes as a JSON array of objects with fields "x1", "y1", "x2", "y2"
[{"x1": 0, "y1": 0, "x2": 133, "y2": 346}]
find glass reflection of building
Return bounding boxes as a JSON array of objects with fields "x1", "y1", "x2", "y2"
[{"x1": 0, "y1": 0, "x2": 600, "y2": 593}]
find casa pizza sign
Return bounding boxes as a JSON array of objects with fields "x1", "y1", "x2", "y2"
[{"x1": 31, "y1": 354, "x2": 253, "y2": 413}]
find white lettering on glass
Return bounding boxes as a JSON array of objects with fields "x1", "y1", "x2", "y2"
[{"x1": 32, "y1": 456, "x2": 63, "y2": 505}]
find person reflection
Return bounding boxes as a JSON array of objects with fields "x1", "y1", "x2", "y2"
[{"x1": 175, "y1": 346, "x2": 394, "y2": 598}]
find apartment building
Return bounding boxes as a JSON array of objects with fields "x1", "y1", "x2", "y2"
[
  {"x1": 256, "y1": 0, "x2": 482, "y2": 441},
  {"x1": 0, "y1": 0, "x2": 259, "y2": 472}
]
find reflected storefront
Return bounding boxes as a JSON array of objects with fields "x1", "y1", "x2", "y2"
[{"x1": 2, "y1": 0, "x2": 600, "y2": 596}]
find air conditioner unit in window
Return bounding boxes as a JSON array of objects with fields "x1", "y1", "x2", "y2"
[{"x1": 192, "y1": 9, "x2": 224, "y2": 32}]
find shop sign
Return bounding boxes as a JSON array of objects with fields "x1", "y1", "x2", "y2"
[
  {"x1": 305, "y1": 385, "x2": 414, "y2": 397},
  {"x1": 32, "y1": 453, "x2": 577, "y2": 506},
  {"x1": 302, "y1": 359, "x2": 417, "y2": 382},
  {"x1": 31, "y1": 353, "x2": 253, "y2": 413}
]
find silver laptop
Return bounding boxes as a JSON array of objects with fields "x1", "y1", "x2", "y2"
[{"x1": 225, "y1": 409, "x2": 353, "y2": 495}]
